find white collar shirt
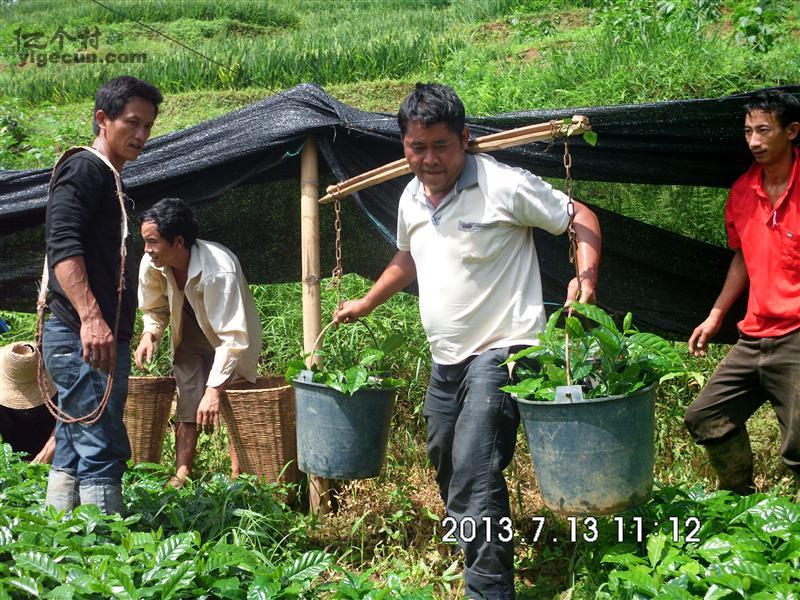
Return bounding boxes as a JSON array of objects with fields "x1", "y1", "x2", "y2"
[
  {"x1": 138, "y1": 239, "x2": 262, "y2": 387},
  {"x1": 397, "y1": 153, "x2": 569, "y2": 365}
]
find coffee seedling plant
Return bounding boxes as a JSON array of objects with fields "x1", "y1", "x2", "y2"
[
  {"x1": 285, "y1": 321, "x2": 406, "y2": 395},
  {"x1": 502, "y1": 303, "x2": 683, "y2": 401}
]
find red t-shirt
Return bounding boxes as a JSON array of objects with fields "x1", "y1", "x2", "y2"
[{"x1": 725, "y1": 147, "x2": 800, "y2": 337}]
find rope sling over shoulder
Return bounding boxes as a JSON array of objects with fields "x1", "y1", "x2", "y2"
[{"x1": 34, "y1": 146, "x2": 130, "y2": 425}]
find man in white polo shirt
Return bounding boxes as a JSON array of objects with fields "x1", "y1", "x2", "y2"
[{"x1": 335, "y1": 83, "x2": 601, "y2": 599}]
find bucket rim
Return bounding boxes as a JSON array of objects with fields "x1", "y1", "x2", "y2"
[
  {"x1": 513, "y1": 382, "x2": 656, "y2": 406},
  {"x1": 292, "y1": 377, "x2": 401, "y2": 394}
]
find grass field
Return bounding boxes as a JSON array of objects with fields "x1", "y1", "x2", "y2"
[
  {"x1": 1, "y1": 0, "x2": 800, "y2": 597},
  {"x1": 2, "y1": 0, "x2": 797, "y2": 242}
]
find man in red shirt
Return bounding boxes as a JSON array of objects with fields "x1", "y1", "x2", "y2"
[{"x1": 685, "y1": 89, "x2": 800, "y2": 495}]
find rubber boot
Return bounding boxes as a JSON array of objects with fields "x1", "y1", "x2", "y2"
[
  {"x1": 79, "y1": 482, "x2": 124, "y2": 515},
  {"x1": 704, "y1": 430, "x2": 755, "y2": 495},
  {"x1": 45, "y1": 469, "x2": 80, "y2": 512}
]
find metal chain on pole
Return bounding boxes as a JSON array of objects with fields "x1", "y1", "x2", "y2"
[
  {"x1": 326, "y1": 195, "x2": 344, "y2": 309},
  {"x1": 564, "y1": 138, "x2": 580, "y2": 296},
  {"x1": 552, "y1": 121, "x2": 581, "y2": 387}
]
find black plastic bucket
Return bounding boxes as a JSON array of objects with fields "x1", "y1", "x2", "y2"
[
  {"x1": 293, "y1": 379, "x2": 396, "y2": 479},
  {"x1": 515, "y1": 384, "x2": 656, "y2": 515}
]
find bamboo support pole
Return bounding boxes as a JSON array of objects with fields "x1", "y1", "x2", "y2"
[
  {"x1": 319, "y1": 115, "x2": 590, "y2": 204},
  {"x1": 300, "y1": 135, "x2": 332, "y2": 516}
]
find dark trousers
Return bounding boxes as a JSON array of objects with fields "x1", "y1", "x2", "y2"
[
  {"x1": 0, "y1": 404, "x2": 54, "y2": 460},
  {"x1": 425, "y1": 347, "x2": 520, "y2": 600},
  {"x1": 684, "y1": 329, "x2": 800, "y2": 474}
]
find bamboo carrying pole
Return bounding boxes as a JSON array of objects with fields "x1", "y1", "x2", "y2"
[
  {"x1": 300, "y1": 135, "x2": 332, "y2": 515},
  {"x1": 319, "y1": 115, "x2": 591, "y2": 204}
]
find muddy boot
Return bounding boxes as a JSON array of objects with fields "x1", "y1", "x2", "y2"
[
  {"x1": 704, "y1": 430, "x2": 755, "y2": 495},
  {"x1": 79, "y1": 482, "x2": 124, "y2": 515},
  {"x1": 45, "y1": 469, "x2": 80, "y2": 512}
]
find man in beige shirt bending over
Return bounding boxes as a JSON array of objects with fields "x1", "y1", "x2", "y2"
[{"x1": 135, "y1": 197, "x2": 262, "y2": 486}]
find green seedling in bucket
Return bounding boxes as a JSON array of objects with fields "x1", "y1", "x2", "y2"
[
  {"x1": 285, "y1": 321, "x2": 406, "y2": 395},
  {"x1": 501, "y1": 303, "x2": 683, "y2": 402}
]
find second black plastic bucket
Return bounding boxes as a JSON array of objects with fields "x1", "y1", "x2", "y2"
[
  {"x1": 515, "y1": 384, "x2": 656, "y2": 515},
  {"x1": 293, "y1": 379, "x2": 396, "y2": 480}
]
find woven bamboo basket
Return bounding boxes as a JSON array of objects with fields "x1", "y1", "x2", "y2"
[
  {"x1": 222, "y1": 376, "x2": 298, "y2": 483},
  {"x1": 124, "y1": 376, "x2": 176, "y2": 464}
]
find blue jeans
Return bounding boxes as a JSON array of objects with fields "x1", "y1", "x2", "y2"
[
  {"x1": 425, "y1": 347, "x2": 520, "y2": 600},
  {"x1": 42, "y1": 317, "x2": 131, "y2": 485}
]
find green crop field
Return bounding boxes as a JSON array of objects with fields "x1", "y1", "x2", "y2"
[{"x1": 1, "y1": 0, "x2": 799, "y2": 597}]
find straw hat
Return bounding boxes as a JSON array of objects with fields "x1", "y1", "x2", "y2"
[{"x1": 0, "y1": 342, "x2": 56, "y2": 410}]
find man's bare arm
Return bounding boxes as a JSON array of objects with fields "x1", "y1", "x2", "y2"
[
  {"x1": 689, "y1": 249, "x2": 748, "y2": 356},
  {"x1": 568, "y1": 200, "x2": 602, "y2": 304},
  {"x1": 334, "y1": 250, "x2": 417, "y2": 323},
  {"x1": 53, "y1": 256, "x2": 115, "y2": 371}
]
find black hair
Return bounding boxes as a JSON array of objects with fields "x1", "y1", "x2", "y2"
[
  {"x1": 744, "y1": 89, "x2": 800, "y2": 130},
  {"x1": 397, "y1": 82, "x2": 466, "y2": 136},
  {"x1": 93, "y1": 76, "x2": 163, "y2": 136},
  {"x1": 140, "y1": 198, "x2": 199, "y2": 248}
]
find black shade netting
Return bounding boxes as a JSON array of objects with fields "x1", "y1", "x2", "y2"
[{"x1": 3, "y1": 83, "x2": 798, "y2": 343}]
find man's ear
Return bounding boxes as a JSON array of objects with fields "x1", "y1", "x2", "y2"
[
  {"x1": 787, "y1": 121, "x2": 800, "y2": 142},
  {"x1": 461, "y1": 126, "x2": 470, "y2": 150},
  {"x1": 95, "y1": 110, "x2": 108, "y2": 133},
  {"x1": 174, "y1": 235, "x2": 186, "y2": 249}
]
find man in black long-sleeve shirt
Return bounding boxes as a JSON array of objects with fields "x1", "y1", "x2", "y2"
[{"x1": 43, "y1": 76, "x2": 162, "y2": 515}]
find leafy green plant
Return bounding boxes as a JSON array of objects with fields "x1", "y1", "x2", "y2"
[
  {"x1": 596, "y1": 0, "x2": 722, "y2": 44},
  {"x1": 0, "y1": 100, "x2": 40, "y2": 168},
  {"x1": 0, "y1": 102, "x2": 26, "y2": 151},
  {"x1": 285, "y1": 320, "x2": 406, "y2": 395},
  {"x1": 732, "y1": 0, "x2": 781, "y2": 52},
  {"x1": 129, "y1": 314, "x2": 173, "y2": 377},
  {"x1": 0, "y1": 310, "x2": 38, "y2": 346},
  {"x1": 596, "y1": 486, "x2": 800, "y2": 598},
  {"x1": 502, "y1": 303, "x2": 683, "y2": 401},
  {"x1": 0, "y1": 442, "x2": 440, "y2": 599},
  {"x1": 657, "y1": 0, "x2": 723, "y2": 32}
]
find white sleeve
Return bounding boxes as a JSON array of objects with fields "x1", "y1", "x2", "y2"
[
  {"x1": 396, "y1": 192, "x2": 411, "y2": 251},
  {"x1": 512, "y1": 171, "x2": 570, "y2": 235},
  {"x1": 137, "y1": 256, "x2": 170, "y2": 341},
  {"x1": 202, "y1": 272, "x2": 252, "y2": 388}
]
